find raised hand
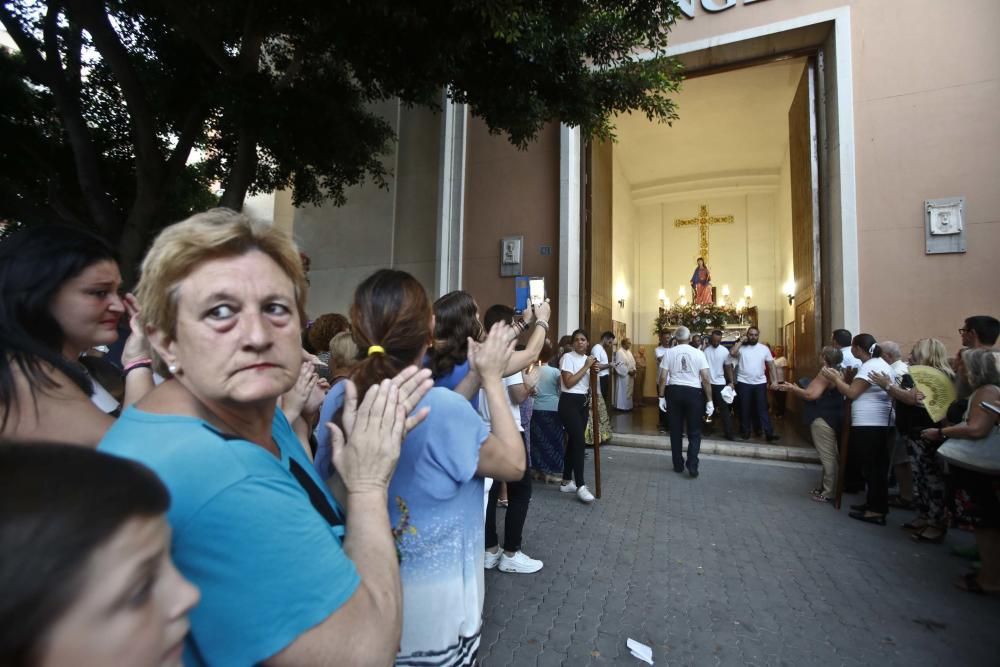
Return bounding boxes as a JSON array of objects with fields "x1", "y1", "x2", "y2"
[
  {"x1": 120, "y1": 292, "x2": 150, "y2": 366},
  {"x1": 469, "y1": 322, "x2": 516, "y2": 381},
  {"x1": 281, "y1": 361, "x2": 319, "y2": 422},
  {"x1": 327, "y1": 379, "x2": 405, "y2": 493}
]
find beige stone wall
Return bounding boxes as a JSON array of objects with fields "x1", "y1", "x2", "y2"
[{"x1": 666, "y1": 0, "x2": 1000, "y2": 354}]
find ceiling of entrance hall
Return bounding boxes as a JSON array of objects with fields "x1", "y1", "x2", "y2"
[{"x1": 613, "y1": 57, "x2": 807, "y2": 190}]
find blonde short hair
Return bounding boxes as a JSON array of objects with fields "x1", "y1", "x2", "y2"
[
  {"x1": 911, "y1": 338, "x2": 955, "y2": 380},
  {"x1": 328, "y1": 331, "x2": 359, "y2": 370},
  {"x1": 136, "y1": 209, "x2": 307, "y2": 375}
]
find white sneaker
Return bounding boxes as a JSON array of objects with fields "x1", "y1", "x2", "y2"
[
  {"x1": 484, "y1": 549, "x2": 502, "y2": 570},
  {"x1": 498, "y1": 551, "x2": 544, "y2": 574},
  {"x1": 559, "y1": 481, "x2": 578, "y2": 493},
  {"x1": 576, "y1": 485, "x2": 595, "y2": 504}
]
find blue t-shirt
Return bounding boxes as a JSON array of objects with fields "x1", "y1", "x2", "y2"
[
  {"x1": 432, "y1": 358, "x2": 480, "y2": 410},
  {"x1": 321, "y1": 386, "x2": 490, "y2": 665},
  {"x1": 99, "y1": 406, "x2": 359, "y2": 666}
]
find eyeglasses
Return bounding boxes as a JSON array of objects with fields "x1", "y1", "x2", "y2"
[{"x1": 958, "y1": 328, "x2": 970, "y2": 335}]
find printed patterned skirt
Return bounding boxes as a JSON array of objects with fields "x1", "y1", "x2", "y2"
[{"x1": 529, "y1": 409, "x2": 565, "y2": 475}]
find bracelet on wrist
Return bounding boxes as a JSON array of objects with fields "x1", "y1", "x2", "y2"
[
  {"x1": 535, "y1": 320, "x2": 549, "y2": 331},
  {"x1": 124, "y1": 361, "x2": 152, "y2": 377}
]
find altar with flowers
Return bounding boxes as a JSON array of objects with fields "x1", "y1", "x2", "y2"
[{"x1": 652, "y1": 302, "x2": 757, "y2": 340}]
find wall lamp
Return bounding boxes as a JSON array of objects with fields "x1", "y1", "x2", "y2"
[{"x1": 783, "y1": 279, "x2": 796, "y2": 305}]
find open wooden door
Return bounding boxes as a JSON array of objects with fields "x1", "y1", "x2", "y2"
[{"x1": 788, "y1": 61, "x2": 823, "y2": 382}]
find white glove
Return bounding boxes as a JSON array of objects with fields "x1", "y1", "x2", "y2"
[
  {"x1": 658, "y1": 397, "x2": 667, "y2": 412},
  {"x1": 705, "y1": 401, "x2": 715, "y2": 417}
]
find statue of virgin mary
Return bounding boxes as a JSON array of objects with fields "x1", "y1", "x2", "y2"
[{"x1": 690, "y1": 257, "x2": 713, "y2": 305}]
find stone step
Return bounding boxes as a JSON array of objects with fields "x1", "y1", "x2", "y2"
[{"x1": 608, "y1": 431, "x2": 820, "y2": 464}]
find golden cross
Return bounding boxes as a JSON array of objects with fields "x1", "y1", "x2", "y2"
[{"x1": 674, "y1": 204, "x2": 734, "y2": 263}]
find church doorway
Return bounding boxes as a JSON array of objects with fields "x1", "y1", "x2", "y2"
[{"x1": 586, "y1": 53, "x2": 831, "y2": 443}]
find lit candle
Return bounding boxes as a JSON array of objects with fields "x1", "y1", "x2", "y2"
[
  {"x1": 736, "y1": 298, "x2": 745, "y2": 311},
  {"x1": 722, "y1": 285, "x2": 730, "y2": 297},
  {"x1": 744, "y1": 285, "x2": 753, "y2": 299},
  {"x1": 658, "y1": 288, "x2": 667, "y2": 304},
  {"x1": 678, "y1": 286, "x2": 686, "y2": 298}
]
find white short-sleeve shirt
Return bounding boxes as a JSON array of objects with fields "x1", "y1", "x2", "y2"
[
  {"x1": 477, "y1": 372, "x2": 525, "y2": 432},
  {"x1": 704, "y1": 345, "x2": 731, "y2": 385},
  {"x1": 735, "y1": 344, "x2": 774, "y2": 385},
  {"x1": 560, "y1": 352, "x2": 591, "y2": 394},
  {"x1": 852, "y1": 357, "x2": 896, "y2": 426},
  {"x1": 591, "y1": 343, "x2": 610, "y2": 378},
  {"x1": 660, "y1": 344, "x2": 710, "y2": 389}
]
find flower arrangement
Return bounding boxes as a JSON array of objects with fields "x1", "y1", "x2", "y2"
[{"x1": 653, "y1": 302, "x2": 741, "y2": 335}]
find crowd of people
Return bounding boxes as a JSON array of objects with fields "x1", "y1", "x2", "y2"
[{"x1": 0, "y1": 209, "x2": 997, "y2": 665}]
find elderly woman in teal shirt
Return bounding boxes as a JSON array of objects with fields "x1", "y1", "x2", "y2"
[{"x1": 100, "y1": 209, "x2": 431, "y2": 666}]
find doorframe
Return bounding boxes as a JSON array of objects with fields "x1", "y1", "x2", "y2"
[{"x1": 558, "y1": 5, "x2": 859, "y2": 333}]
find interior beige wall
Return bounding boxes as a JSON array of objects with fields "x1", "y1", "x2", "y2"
[
  {"x1": 462, "y1": 118, "x2": 561, "y2": 328},
  {"x1": 666, "y1": 0, "x2": 1000, "y2": 355}
]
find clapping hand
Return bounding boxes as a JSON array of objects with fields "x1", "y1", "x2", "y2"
[
  {"x1": 469, "y1": 321, "x2": 516, "y2": 382},
  {"x1": 869, "y1": 370, "x2": 892, "y2": 390},
  {"x1": 120, "y1": 293, "x2": 150, "y2": 366},
  {"x1": 328, "y1": 380, "x2": 405, "y2": 494},
  {"x1": 820, "y1": 367, "x2": 842, "y2": 383}
]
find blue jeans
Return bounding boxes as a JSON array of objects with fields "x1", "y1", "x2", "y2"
[
  {"x1": 737, "y1": 382, "x2": 773, "y2": 437},
  {"x1": 668, "y1": 385, "x2": 704, "y2": 472}
]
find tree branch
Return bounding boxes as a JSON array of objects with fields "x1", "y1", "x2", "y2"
[
  {"x1": 166, "y1": 100, "x2": 208, "y2": 177},
  {"x1": 158, "y1": 0, "x2": 238, "y2": 75},
  {"x1": 65, "y1": 0, "x2": 162, "y2": 181},
  {"x1": 12, "y1": 2, "x2": 121, "y2": 235}
]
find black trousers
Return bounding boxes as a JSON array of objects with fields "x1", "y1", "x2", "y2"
[
  {"x1": 851, "y1": 426, "x2": 892, "y2": 514},
  {"x1": 708, "y1": 384, "x2": 734, "y2": 439},
  {"x1": 659, "y1": 385, "x2": 670, "y2": 430},
  {"x1": 599, "y1": 374, "x2": 610, "y2": 412},
  {"x1": 668, "y1": 385, "x2": 705, "y2": 472},
  {"x1": 485, "y1": 434, "x2": 532, "y2": 552},
  {"x1": 559, "y1": 393, "x2": 588, "y2": 486}
]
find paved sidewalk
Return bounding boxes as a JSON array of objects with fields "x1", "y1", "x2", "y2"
[{"x1": 481, "y1": 446, "x2": 1000, "y2": 666}]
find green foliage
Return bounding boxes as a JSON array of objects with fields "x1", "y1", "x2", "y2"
[{"x1": 0, "y1": 0, "x2": 682, "y2": 265}]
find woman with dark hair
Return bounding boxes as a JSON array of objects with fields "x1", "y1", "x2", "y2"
[
  {"x1": 779, "y1": 346, "x2": 845, "y2": 502},
  {"x1": 0, "y1": 443, "x2": 199, "y2": 666},
  {"x1": 427, "y1": 290, "x2": 550, "y2": 406},
  {"x1": 0, "y1": 225, "x2": 152, "y2": 445},
  {"x1": 318, "y1": 269, "x2": 526, "y2": 664},
  {"x1": 530, "y1": 340, "x2": 564, "y2": 481},
  {"x1": 822, "y1": 333, "x2": 896, "y2": 524},
  {"x1": 559, "y1": 329, "x2": 598, "y2": 503}
]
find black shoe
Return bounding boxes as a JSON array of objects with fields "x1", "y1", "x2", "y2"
[
  {"x1": 688, "y1": 469, "x2": 699, "y2": 478},
  {"x1": 740, "y1": 433, "x2": 750, "y2": 440},
  {"x1": 673, "y1": 467, "x2": 685, "y2": 474},
  {"x1": 725, "y1": 435, "x2": 735, "y2": 441},
  {"x1": 849, "y1": 511, "x2": 886, "y2": 526},
  {"x1": 765, "y1": 434, "x2": 781, "y2": 442},
  {"x1": 850, "y1": 503, "x2": 869, "y2": 512}
]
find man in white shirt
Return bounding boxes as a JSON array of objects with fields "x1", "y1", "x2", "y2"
[
  {"x1": 657, "y1": 326, "x2": 713, "y2": 477},
  {"x1": 704, "y1": 329, "x2": 735, "y2": 441},
  {"x1": 833, "y1": 329, "x2": 862, "y2": 370},
  {"x1": 591, "y1": 331, "x2": 615, "y2": 412},
  {"x1": 729, "y1": 327, "x2": 780, "y2": 442},
  {"x1": 653, "y1": 332, "x2": 671, "y2": 433}
]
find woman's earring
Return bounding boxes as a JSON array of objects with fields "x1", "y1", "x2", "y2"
[{"x1": 168, "y1": 363, "x2": 179, "y2": 374}]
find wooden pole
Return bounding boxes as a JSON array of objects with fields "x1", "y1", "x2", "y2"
[
  {"x1": 834, "y1": 398, "x2": 852, "y2": 510},
  {"x1": 590, "y1": 365, "x2": 602, "y2": 499}
]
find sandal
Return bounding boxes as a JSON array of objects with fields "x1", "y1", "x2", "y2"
[
  {"x1": 498, "y1": 499, "x2": 509, "y2": 508},
  {"x1": 848, "y1": 511, "x2": 886, "y2": 526},
  {"x1": 902, "y1": 518, "x2": 929, "y2": 531}
]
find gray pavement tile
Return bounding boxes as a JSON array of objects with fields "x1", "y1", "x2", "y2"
[{"x1": 482, "y1": 447, "x2": 1000, "y2": 666}]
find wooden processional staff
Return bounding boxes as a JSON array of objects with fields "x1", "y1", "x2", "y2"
[{"x1": 589, "y1": 365, "x2": 603, "y2": 498}]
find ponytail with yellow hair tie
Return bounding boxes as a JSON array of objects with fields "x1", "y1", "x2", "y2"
[{"x1": 367, "y1": 345, "x2": 385, "y2": 357}]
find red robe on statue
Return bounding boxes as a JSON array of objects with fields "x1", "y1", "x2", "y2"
[{"x1": 691, "y1": 267, "x2": 713, "y2": 304}]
